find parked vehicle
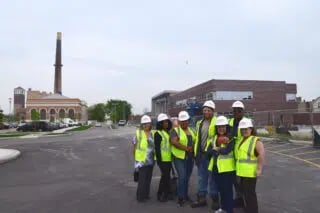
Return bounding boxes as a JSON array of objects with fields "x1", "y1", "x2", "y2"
[
  {"x1": 95, "y1": 122, "x2": 102, "y2": 127},
  {"x1": 63, "y1": 118, "x2": 78, "y2": 127},
  {"x1": 118, "y1": 120, "x2": 127, "y2": 126},
  {"x1": 17, "y1": 121, "x2": 52, "y2": 132},
  {"x1": 2, "y1": 122, "x2": 10, "y2": 129}
]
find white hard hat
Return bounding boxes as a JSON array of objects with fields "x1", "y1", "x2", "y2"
[
  {"x1": 141, "y1": 115, "x2": 152, "y2": 124},
  {"x1": 215, "y1": 116, "x2": 228, "y2": 126},
  {"x1": 178, "y1": 111, "x2": 190, "y2": 121},
  {"x1": 238, "y1": 118, "x2": 253, "y2": 129},
  {"x1": 203, "y1": 100, "x2": 215, "y2": 110},
  {"x1": 232, "y1": 101, "x2": 245, "y2": 109},
  {"x1": 157, "y1": 113, "x2": 169, "y2": 122}
]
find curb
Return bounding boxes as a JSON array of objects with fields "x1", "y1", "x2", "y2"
[
  {"x1": 289, "y1": 139, "x2": 312, "y2": 145},
  {"x1": 0, "y1": 149, "x2": 21, "y2": 164}
]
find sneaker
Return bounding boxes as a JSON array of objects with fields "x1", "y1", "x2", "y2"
[
  {"x1": 215, "y1": 209, "x2": 227, "y2": 213},
  {"x1": 190, "y1": 197, "x2": 207, "y2": 208}
]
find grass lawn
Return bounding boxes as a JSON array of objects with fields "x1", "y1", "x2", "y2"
[
  {"x1": 0, "y1": 132, "x2": 30, "y2": 138},
  {"x1": 67, "y1": 125, "x2": 92, "y2": 132}
]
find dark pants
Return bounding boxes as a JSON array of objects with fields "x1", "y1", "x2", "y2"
[
  {"x1": 136, "y1": 165, "x2": 153, "y2": 201},
  {"x1": 215, "y1": 171, "x2": 235, "y2": 213},
  {"x1": 239, "y1": 177, "x2": 258, "y2": 213},
  {"x1": 197, "y1": 153, "x2": 218, "y2": 197},
  {"x1": 174, "y1": 157, "x2": 194, "y2": 199},
  {"x1": 157, "y1": 162, "x2": 172, "y2": 196}
]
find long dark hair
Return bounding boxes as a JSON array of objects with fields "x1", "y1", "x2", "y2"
[{"x1": 156, "y1": 119, "x2": 172, "y2": 132}]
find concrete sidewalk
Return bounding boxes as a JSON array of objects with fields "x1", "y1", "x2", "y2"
[{"x1": 0, "y1": 149, "x2": 21, "y2": 164}]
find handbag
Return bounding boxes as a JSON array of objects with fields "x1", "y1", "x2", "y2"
[{"x1": 133, "y1": 169, "x2": 139, "y2": 182}]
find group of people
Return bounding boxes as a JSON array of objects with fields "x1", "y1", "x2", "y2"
[{"x1": 132, "y1": 100, "x2": 265, "y2": 213}]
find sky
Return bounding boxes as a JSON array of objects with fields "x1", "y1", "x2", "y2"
[{"x1": 1, "y1": 0, "x2": 319, "y2": 114}]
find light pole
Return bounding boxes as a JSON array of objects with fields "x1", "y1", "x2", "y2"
[{"x1": 9, "y1": 98, "x2": 12, "y2": 115}]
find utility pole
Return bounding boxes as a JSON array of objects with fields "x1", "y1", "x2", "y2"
[{"x1": 9, "y1": 98, "x2": 12, "y2": 121}]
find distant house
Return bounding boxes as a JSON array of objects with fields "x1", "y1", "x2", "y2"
[{"x1": 312, "y1": 97, "x2": 320, "y2": 112}]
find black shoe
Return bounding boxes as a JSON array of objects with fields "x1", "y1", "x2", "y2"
[
  {"x1": 190, "y1": 195, "x2": 207, "y2": 208},
  {"x1": 211, "y1": 195, "x2": 220, "y2": 211},
  {"x1": 178, "y1": 197, "x2": 185, "y2": 206},
  {"x1": 137, "y1": 198, "x2": 147, "y2": 203},
  {"x1": 159, "y1": 194, "x2": 168, "y2": 202}
]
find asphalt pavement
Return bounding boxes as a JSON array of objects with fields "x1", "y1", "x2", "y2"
[{"x1": 0, "y1": 126, "x2": 319, "y2": 213}]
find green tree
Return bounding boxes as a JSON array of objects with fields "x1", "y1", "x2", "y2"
[
  {"x1": 105, "y1": 99, "x2": 132, "y2": 123},
  {"x1": 0, "y1": 109, "x2": 3, "y2": 123},
  {"x1": 31, "y1": 109, "x2": 40, "y2": 121},
  {"x1": 87, "y1": 103, "x2": 106, "y2": 122}
]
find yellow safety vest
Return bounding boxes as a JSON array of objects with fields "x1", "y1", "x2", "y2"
[
  {"x1": 208, "y1": 135, "x2": 236, "y2": 173},
  {"x1": 157, "y1": 130, "x2": 172, "y2": 162},
  {"x1": 171, "y1": 127, "x2": 196, "y2": 159},
  {"x1": 235, "y1": 136, "x2": 259, "y2": 178},
  {"x1": 135, "y1": 129, "x2": 148, "y2": 162},
  {"x1": 194, "y1": 117, "x2": 217, "y2": 157}
]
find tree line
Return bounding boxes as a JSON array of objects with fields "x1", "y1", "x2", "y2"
[{"x1": 88, "y1": 99, "x2": 132, "y2": 122}]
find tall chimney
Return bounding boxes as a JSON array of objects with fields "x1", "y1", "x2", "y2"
[{"x1": 54, "y1": 32, "x2": 63, "y2": 95}]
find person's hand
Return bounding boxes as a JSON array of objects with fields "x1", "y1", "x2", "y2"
[
  {"x1": 187, "y1": 146, "x2": 193, "y2": 153},
  {"x1": 256, "y1": 168, "x2": 262, "y2": 177},
  {"x1": 213, "y1": 147, "x2": 221, "y2": 152}
]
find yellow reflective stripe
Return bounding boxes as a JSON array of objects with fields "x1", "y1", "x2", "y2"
[
  {"x1": 238, "y1": 159, "x2": 258, "y2": 164},
  {"x1": 247, "y1": 136, "x2": 255, "y2": 158}
]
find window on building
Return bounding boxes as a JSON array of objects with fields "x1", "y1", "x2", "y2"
[
  {"x1": 318, "y1": 102, "x2": 320, "y2": 109},
  {"x1": 212, "y1": 91, "x2": 253, "y2": 100},
  {"x1": 176, "y1": 99, "x2": 187, "y2": 106},
  {"x1": 286, "y1": 94, "x2": 296, "y2": 102}
]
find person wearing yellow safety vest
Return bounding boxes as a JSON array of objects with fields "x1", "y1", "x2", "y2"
[
  {"x1": 235, "y1": 118, "x2": 265, "y2": 213},
  {"x1": 154, "y1": 113, "x2": 173, "y2": 202},
  {"x1": 208, "y1": 116, "x2": 236, "y2": 213},
  {"x1": 191, "y1": 100, "x2": 219, "y2": 210},
  {"x1": 229, "y1": 100, "x2": 246, "y2": 208},
  {"x1": 170, "y1": 111, "x2": 196, "y2": 206},
  {"x1": 132, "y1": 115, "x2": 155, "y2": 202}
]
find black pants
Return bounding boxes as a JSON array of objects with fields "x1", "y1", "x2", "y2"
[
  {"x1": 157, "y1": 162, "x2": 172, "y2": 196},
  {"x1": 239, "y1": 177, "x2": 258, "y2": 213},
  {"x1": 136, "y1": 165, "x2": 153, "y2": 201},
  {"x1": 215, "y1": 172, "x2": 235, "y2": 213}
]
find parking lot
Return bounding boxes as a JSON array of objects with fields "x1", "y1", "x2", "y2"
[{"x1": 0, "y1": 127, "x2": 319, "y2": 212}]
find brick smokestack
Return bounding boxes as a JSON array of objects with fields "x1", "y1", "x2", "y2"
[{"x1": 54, "y1": 32, "x2": 63, "y2": 95}]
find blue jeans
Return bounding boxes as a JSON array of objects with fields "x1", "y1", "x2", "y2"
[
  {"x1": 197, "y1": 153, "x2": 218, "y2": 197},
  {"x1": 215, "y1": 171, "x2": 235, "y2": 213},
  {"x1": 174, "y1": 157, "x2": 194, "y2": 199}
]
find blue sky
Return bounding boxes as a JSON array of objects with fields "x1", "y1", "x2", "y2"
[{"x1": 0, "y1": 0, "x2": 319, "y2": 114}]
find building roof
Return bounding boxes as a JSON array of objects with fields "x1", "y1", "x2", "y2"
[
  {"x1": 42, "y1": 93, "x2": 70, "y2": 99},
  {"x1": 152, "y1": 90, "x2": 180, "y2": 99},
  {"x1": 14, "y1": 86, "x2": 25, "y2": 90}
]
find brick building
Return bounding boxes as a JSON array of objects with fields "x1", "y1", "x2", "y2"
[
  {"x1": 13, "y1": 87, "x2": 26, "y2": 120},
  {"x1": 152, "y1": 79, "x2": 299, "y2": 126}
]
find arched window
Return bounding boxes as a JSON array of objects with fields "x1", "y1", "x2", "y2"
[
  {"x1": 40, "y1": 109, "x2": 47, "y2": 120},
  {"x1": 59, "y1": 109, "x2": 65, "y2": 119},
  {"x1": 31, "y1": 109, "x2": 39, "y2": 121},
  {"x1": 68, "y1": 109, "x2": 75, "y2": 119},
  {"x1": 49, "y1": 109, "x2": 56, "y2": 122}
]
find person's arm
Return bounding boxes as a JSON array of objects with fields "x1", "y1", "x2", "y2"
[
  {"x1": 132, "y1": 136, "x2": 137, "y2": 157},
  {"x1": 154, "y1": 132, "x2": 162, "y2": 163},
  {"x1": 255, "y1": 140, "x2": 265, "y2": 177},
  {"x1": 170, "y1": 130, "x2": 188, "y2": 151},
  {"x1": 219, "y1": 137, "x2": 235, "y2": 155}
]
